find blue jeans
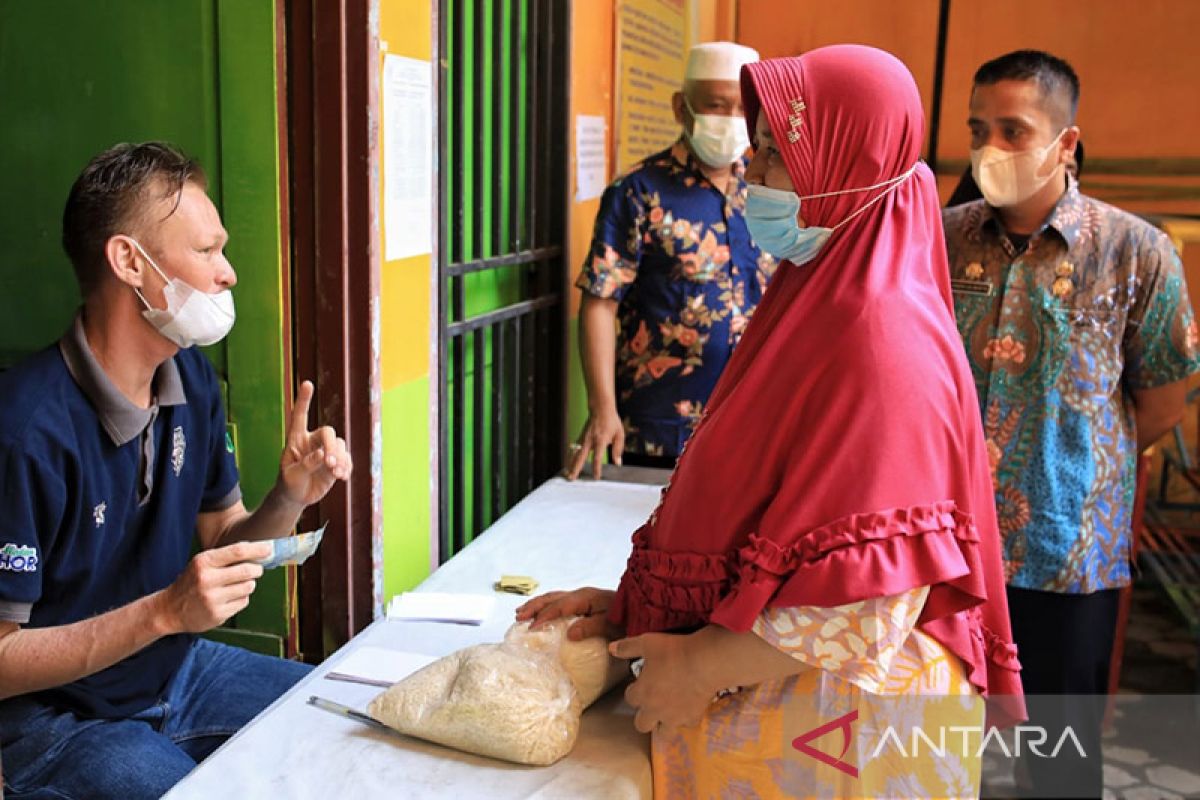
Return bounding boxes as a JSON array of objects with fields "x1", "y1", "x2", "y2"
[{"x1": 0, "y1": 638, "x2": 311, "y2": 799}]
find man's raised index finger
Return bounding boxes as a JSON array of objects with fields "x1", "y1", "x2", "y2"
[{"x1": 290, "y1": 380, "x2": 315, "y2": 434}]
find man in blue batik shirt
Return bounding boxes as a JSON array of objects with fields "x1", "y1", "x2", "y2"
[
  {"x1": 566, "y1": 42, "x2": 776, "y2": 478},
  {"x1": 943, "y1": 51, "x2": 1200, "y2": 798},
  {"x1": 0, "y1": 142, "x2": 353, "y2": 799}
]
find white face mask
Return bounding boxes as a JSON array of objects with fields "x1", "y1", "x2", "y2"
[
  {"x1": 970, "y1": 129, "x2": 1066, "y2": 208},
  {"x1": 684, "y1": 95, "x2": 751, "y2": 167},
  {"x1": 130, "y1": 239, "x2": 236, "y2": 349}
]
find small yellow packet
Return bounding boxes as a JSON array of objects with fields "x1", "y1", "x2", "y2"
[{"x1": 493, "y1": 575, "x2": 539, "y2": 595}]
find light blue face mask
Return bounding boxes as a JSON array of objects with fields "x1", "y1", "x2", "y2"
[{"x1": 743, "y1": 164, "x2": 918, "y2": 265}]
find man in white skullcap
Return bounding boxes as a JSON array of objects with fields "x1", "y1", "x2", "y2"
[{"x1": 568, "y1": 41, "x2": 776, "y2": 479}]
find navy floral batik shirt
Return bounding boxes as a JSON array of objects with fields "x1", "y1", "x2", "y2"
[{"x1": 577, "y1": 139, "x2": 777, "y2": 458}]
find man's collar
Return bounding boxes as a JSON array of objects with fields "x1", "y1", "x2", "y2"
[
  {"x1": 58, "y1": 313, "x2": 186, "y2": 446},
  {"x1": 977, "y1": 174, "x2": 1082, "y2": 249},
  {"x1": 668, "y1": 136, "x2": 747, "y2": 190},
  {"x1": 670, "y1": 137, "x2": 701, "y2": 174},
  {"x1": 1042, "y1": 174, "x2": 1084, "y2": 249}
]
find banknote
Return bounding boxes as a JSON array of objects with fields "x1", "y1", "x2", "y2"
[{"x1": 257, "y1": 523, "x2": 328, "y2": 569}]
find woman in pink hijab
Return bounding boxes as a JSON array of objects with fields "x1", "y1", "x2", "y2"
[{"x1": 521, "y1": 45, "x2": 1023, "y2": 797}]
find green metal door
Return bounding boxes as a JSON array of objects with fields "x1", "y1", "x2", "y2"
[
  {"x1": 0, "y1": 0, "x2": 291, "y2": 656},
  {"x1": 438, "y1": 0, "x2": 569, "y2": 560}
]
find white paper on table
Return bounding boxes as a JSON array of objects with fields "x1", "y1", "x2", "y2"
[
  {"x1": 387, "y1": 592, "x2": 496, "y2": 625},
  {"x1": 324, "y1": 647, "x2": 438, "y2": 686}
]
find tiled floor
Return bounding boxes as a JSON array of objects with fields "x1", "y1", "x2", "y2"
[
  {"x1": 1100, "y1": 588, "x2": 1200, "y2": 799},
  {"x1": 982, "y1": 587, "x2": 1200, "y2": 799}
]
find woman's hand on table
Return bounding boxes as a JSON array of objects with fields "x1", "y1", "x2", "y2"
[
  {"x1": 609, "y1": 632, "x2": 719, "y2": 733},
  {"x1": 514, "y1": 587, "x2": 621, "y2": 641},
  {"x1": 610, "y1": 625, "x2": 810, "y2": 733}
]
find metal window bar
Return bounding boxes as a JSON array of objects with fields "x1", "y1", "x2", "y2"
[{"x1": 437, "y1": 0, "x2": 566, "y2": 562}]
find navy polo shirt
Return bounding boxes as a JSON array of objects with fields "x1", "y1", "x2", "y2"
[{"x1": 0, "y1": 314, "x2": 241, "y2": 719}]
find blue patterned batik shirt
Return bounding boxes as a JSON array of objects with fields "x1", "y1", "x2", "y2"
[{"x1": 944, "y1": 178, "x2": 1200, "y2": 593}]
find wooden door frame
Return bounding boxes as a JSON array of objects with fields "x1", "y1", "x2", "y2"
[{"x1": 282, "y1": 0, "x2": 382, "y2": 660}]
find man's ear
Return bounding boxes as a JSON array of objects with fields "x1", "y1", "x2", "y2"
[
  {"x1": 672, "y1": 91, "x2": 687, "y2": 128},
  {"x1": 1058, "y1": 126, "x2": 1081, "y2": 167},
  {"x1": 105, "y1": 235, "x2": 145, "y2": 289}
]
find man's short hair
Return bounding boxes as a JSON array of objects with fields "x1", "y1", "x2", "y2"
[
  {"x1": 62, "y1": 142, "x2": 206, "y2": 295},
  {"x1": 973, "y1": 49, "x2": 1080, "y2": 127}
]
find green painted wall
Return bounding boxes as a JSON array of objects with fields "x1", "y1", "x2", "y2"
[
  {"x1": 382, "y1": 377, "x2": 432, "y2": 597},
  {"x1": 566, "y1": 318, "x2": 589, "y2": 447},
  {"x1": 0, "y1": 1, "x2": 221, "y2": 364},
  {"x1": 211, "y1": 0, "x2": 288, "y2": 639},
  {"x1": 0, "y1": 1, "x2": 288, "y2": 646}
]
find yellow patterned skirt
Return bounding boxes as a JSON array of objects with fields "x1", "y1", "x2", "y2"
[{"x1": 651, "y1": 629, "x2": 984, "y2": 799}]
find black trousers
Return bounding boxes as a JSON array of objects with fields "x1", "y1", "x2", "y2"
[
  {"x1": 1006, "y1": 586, "x2": 1121, "y2": 799},
  {"x1": 619, "y1": 451, "x2": 677, "y2": 470}
]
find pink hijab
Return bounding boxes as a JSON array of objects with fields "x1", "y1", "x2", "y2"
[{"x1": 609, "y1": 45, "x2": 1025, "y2": 727}]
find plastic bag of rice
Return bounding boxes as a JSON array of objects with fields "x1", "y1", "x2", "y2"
[
  {"x1": 368, "y1": 618, "x2": 624, "y2": 766},
  {"x1": 502, "y1": 618, "x2": 627, "y2": 708}
]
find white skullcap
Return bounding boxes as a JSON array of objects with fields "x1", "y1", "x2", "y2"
[{"x1": 684, "y1": 42, "x2": 760, "y2": 82}]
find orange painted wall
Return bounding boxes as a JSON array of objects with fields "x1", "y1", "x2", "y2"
[
  {"x1": 567, "y1": 0, "x2": 617, "y2": 323},
  {"x1": 564, "y1": 0, "x2": 618, "y2": 442},
  {"x1": 938, "y1": 0, "x2": 1200, "y2": 162},
  {"x1": 379, "y1": 5, "x2": 434, "y2": 391},
  {"x1": 736, "y1": 0, "x2": 941, "y2": 153},
  {"x1": 736, "y1": 0, "x2": 1200, "y2": 166},
  {"x1": 693, "y1": 0, "x2": 737, "y2": 43}
]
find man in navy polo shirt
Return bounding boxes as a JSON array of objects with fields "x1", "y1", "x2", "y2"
[{"x1": 0, "y1": 142, "x2": 353, "y2": 799}]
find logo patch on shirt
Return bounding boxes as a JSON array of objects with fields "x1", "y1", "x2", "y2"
[
  {"x1": 172, "y1": 426, "x2": 186, "y2": 476},
  {"x1": 0, "y1": 543, "x2": 38, "y2": 573},
  {"x1": 225, "y1": 431, "x2": 235, "y2": 454},
  {"x1": 93, "y1": 502, "x2": 106, "y2": 527}
]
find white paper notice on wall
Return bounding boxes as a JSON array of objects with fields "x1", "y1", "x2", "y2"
[
  {"x1": 575, "y1": 114, "x2": 608, "y2": 202},
  {"x1": 383, "y1": 54, "x2": 433, "y2": 261}
]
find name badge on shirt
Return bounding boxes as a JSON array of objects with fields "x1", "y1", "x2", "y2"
[{"x1": 950, "y1": 278, "x2": 994, "y2": 297}]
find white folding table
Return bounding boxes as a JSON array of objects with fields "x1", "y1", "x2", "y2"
[{"x1": 164, "y1": 474, "x2": 664, "y2": 800}]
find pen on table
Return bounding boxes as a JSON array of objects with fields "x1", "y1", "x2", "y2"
[
  {"x1": 307, "y1": 695, "x2": 391, "y2": 732},
  {"x1": 324, "y1": 671, "x2": 394, "y2": 688}
]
